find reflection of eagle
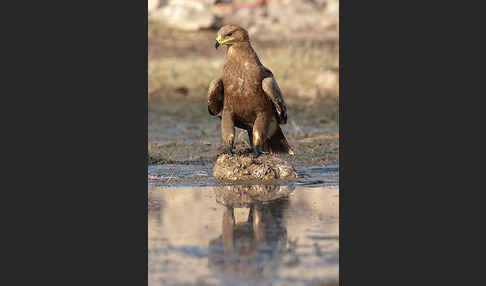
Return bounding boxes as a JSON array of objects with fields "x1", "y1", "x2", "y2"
[
  {"x1": 208, "y1": 185, "x2": 291, "y2": 281},
  {"x1": 208, "y1": 25, "x2": 294, "y2": 157}
]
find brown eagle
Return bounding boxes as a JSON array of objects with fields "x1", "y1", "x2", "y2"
[{"x1": 208, "y1": 25, "x2": 293, "y2": 157}]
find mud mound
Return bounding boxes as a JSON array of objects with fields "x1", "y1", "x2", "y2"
[{"x1": 213, "y1": 153, "x2": 298, "y2": 181}]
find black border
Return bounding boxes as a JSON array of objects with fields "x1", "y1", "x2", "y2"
[{"x1": 3, "y1": 1, "x2": 148, "y2": 284}]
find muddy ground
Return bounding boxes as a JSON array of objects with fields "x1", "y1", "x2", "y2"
[{"x1": 148, "y1": 22, "x2": 339, "y2": 186}]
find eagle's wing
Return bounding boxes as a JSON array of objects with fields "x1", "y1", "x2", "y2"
[
  {"x1": 208, "y1": 78, "x2": 224, "y2": 116},
  {"x1": 262, "y1": 73, "x2": 287, "y2": 124}
]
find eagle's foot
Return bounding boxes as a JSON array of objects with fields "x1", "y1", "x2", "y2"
[
  {"x1": 251, "y1": 147, "x2": 262, "y2": 158},
  {"x1": 223, "y1": 145, "x2": 234, "y2": 155}
]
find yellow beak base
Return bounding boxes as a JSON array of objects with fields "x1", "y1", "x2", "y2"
[{"x1": 216, "y1": 35, "x2": 234, "y2": 45}]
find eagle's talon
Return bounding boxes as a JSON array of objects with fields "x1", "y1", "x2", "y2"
[
  {"x1": 223, "y1": 146, "x2": 233, "y2": 155},
  {"x1": 251, "y1": 148, "x2": 262, "y2": 158}
]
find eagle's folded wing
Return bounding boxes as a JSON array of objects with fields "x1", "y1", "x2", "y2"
[
  {"x1": 262, "y1": 76, "x2": 287, "y2": 124},
  {"x1": 208, "y1": 78, "x2": 224, "y2": 116}
]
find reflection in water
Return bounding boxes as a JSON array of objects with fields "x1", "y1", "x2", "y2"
[
  {"x1": 148, "y1": 184, "x2": 339, "y2": 286},
  {"x1": 209, "y1": 185, "x2": 292, "y2": 284}
]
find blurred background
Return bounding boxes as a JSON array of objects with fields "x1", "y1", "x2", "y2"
[{"x1": 148, "y1": 0, "x2": 339, "y2": 166}]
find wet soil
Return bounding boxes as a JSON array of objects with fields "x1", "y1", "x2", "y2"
[{"x1": 148, "y1": 100, "x2": 339, "y2": 169}]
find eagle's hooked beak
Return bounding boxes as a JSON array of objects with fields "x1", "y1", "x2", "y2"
[
  {"x1": 215, "y1": 34, "x2": 234, "y2": 49},
  {"x1": 215, "y1": 34, "x2": 222, "y2": 49}
]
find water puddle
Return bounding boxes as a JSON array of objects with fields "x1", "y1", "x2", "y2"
[
  {"x1": 148, "y1": 184, "x2": 339, "y2": 286},
  {"x1": 148, "y1": 164, "x2": 339, "y2": 188}
]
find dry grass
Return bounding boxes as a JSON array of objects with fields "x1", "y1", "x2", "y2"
[{"x1": 255, "y1": 40, "x2": 339, "y2": 98}]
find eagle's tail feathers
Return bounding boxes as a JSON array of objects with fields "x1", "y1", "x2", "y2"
[{"x1": 262, "y1": 126, "x2": 294, "y2": 155}]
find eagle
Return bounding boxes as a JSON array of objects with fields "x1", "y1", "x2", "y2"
[{"x1": 208, "y1": 25, "x2": 293, "y2": 157}]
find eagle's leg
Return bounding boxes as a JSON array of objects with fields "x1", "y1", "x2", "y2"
[
  {"x1": 251, "y1": 141, "x2": 262, "y2": 158},
  {"x1": 252, "y1": 147, "x2": 262, "y2": 158},
  {"x1": 221, "y1": 110, "x2": 235, "y2": 155},
  {"x1": 252, "y1": 204, "x2": 265, "y2": 246},
  {"x1": 222, "y1": 206, "x2": 235, "y2": 252},
  {"x1": 246, "y1": 128, "x2": 254, "y2": 152},
  {"x1": 251, "y1": 114, "x2": 268, "y2": 158}
]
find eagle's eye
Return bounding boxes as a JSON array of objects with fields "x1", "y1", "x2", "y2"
[{"x1": 227, "y1": 32, "x2": 233, "y2": 37}]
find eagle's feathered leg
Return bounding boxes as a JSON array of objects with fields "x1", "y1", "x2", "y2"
[
  {"x1": 246, "y1": 128, "x2": 254, "y2": 151},
  {"x1": 252, "y1": 113, "x2": 276, "y2": 158},
  {"x1": 221, "y1": 110, "x2": 235, "y2": 155}
]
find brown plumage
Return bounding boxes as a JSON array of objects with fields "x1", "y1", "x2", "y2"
[{"x1": 208, "y1": 25, "x2": 293, "y2": 157}]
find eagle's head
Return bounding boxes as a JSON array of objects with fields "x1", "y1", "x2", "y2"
[{"x1": 215, "y1": 25, "x2": 250, "y2": 49}]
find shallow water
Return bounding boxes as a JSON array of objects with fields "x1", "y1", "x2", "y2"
[
  {"x1": 148, "y1": 164, "x2": 339, "y2": 188},
  {"x1": 148, "y1": 184, "x2": 339, "y2": 286}
]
